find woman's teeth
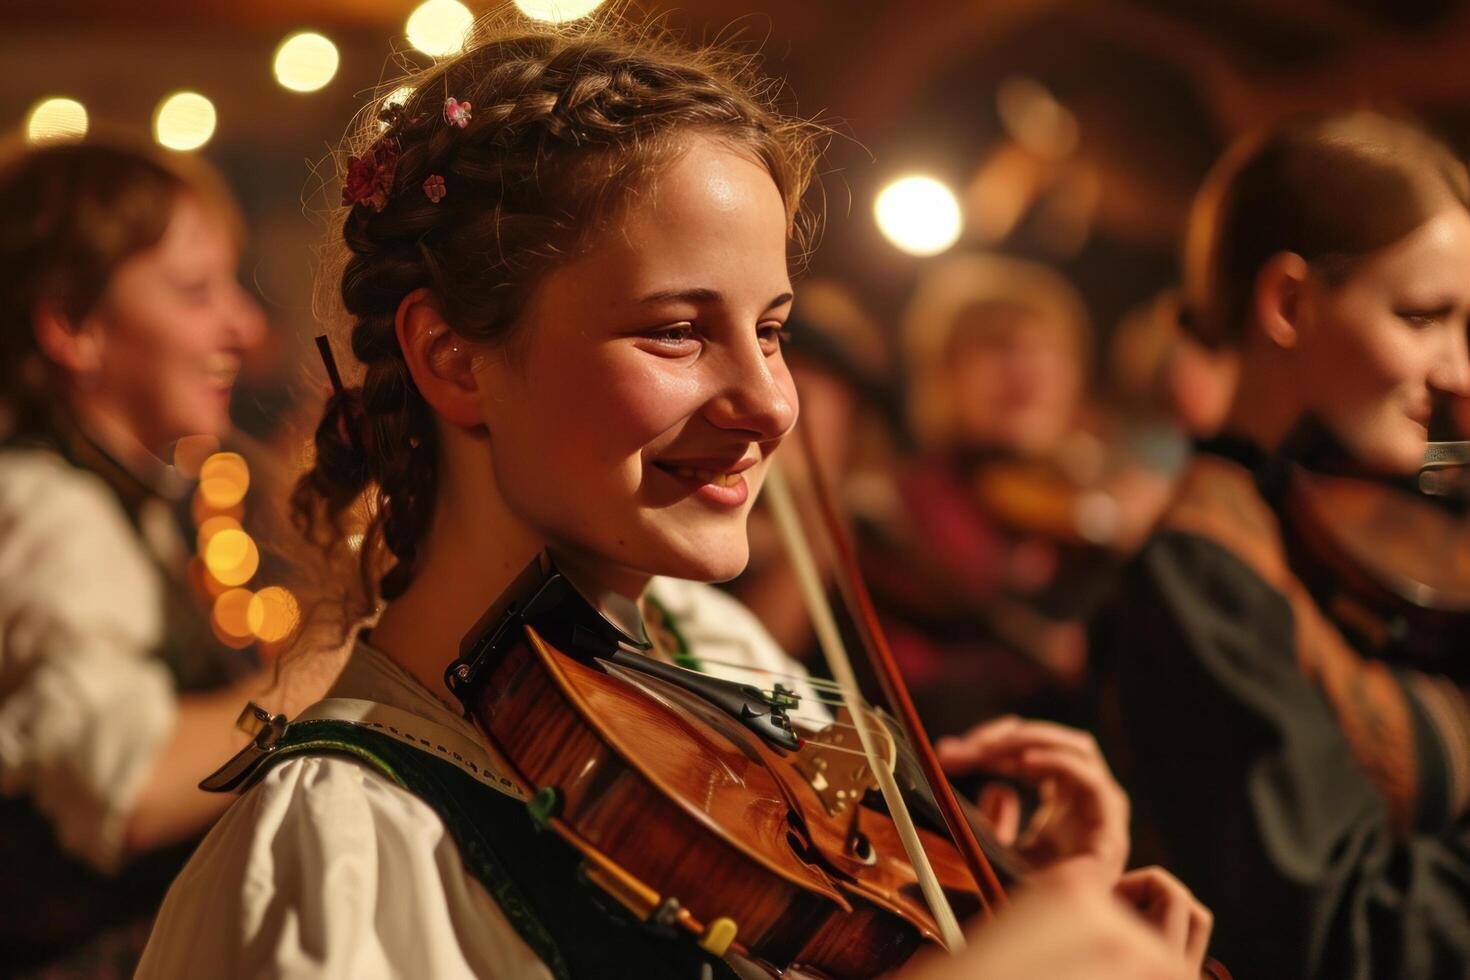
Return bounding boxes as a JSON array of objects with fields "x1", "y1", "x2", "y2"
[
  {"x1": 668, "y1": 466, "x2": 742, "y2": 486},
  {"x1": 203, "y1": 354, "x2": 240, "y2": 386}
]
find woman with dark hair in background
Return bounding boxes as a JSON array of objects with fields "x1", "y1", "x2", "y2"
[
  {"x1": 1091, "y1": 110, "x2": 1470, "y2": 978},
  {"x1": 0, "y1": 140, "x2": 303, "y2": 974}
]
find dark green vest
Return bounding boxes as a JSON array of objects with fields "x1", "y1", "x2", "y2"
[{"x1": 248, "y1": 718, "x2": 741, "y2": 980}]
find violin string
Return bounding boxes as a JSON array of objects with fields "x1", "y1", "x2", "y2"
[
  {"x1": 691, "y1": 655, "x2": 850, "y2": 693},
  {"x1": 786, "y1": 715, "x2": 861, "y2": 731}
]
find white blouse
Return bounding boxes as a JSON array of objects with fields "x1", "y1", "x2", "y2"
[
  {"x1": 138, "y1": 577, "x2": 824, "y2": 979},
  {"x1": 0, "y1": 448, "x2": 177, "y2": 873}
]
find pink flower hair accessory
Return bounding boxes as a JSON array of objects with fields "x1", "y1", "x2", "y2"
[
  {"x1": 422, "y1": 174, "x2": 447, "y2": 204},
  {"x1": 444, "y1": 97, "x2": 473, "y2": 129}
]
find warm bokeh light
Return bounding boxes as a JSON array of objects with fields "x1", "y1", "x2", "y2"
[
  {"x1": 513, "y1": 0, "x2": 607, "y2": 22},
  {"x1": 874, "y1": 175, "x2": 963, "y2": 256},
  {"x1": 154, "y1": 91, "x2": 217, "y2": 151},
  {"x1": 204, "y1": 528, "x2": 260, "y2": 587},
  {"x1": 198, "y1": 452, "x2": 250, "y2": 510},
  {"x1": 195, "y1": 514, "x2": 243, "y2": 554},
  {"x1": 24, "y1": 97, "x2": 88, "y2": 144},
  {"x1": 192, "y1": 494, "x2": 243, "y2": 529},
  {"x1": 274, "y1": 31, "x2": 340, "y2": 93},
  {"x1": 213, "y1": 587, "x2": 256, "y2": 640},
  {"x1": 406, "y1": 0, "x2": 474, "y2": 57},
  {"x1": 248, "y1": 586, "x2": 300, "y2": 643}
]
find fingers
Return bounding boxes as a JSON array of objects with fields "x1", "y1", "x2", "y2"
[
  {"x1": 1186, "y1": 893, "x2": 1214, "y2": 967},
  {"x1": 938, "y1": 717, "x2": 1131, "y2": 880},
  {"x1": 1007, "y1": 749, "x2": 1130, "y2": 878},
  {"x1": 938, "y1": 715, "x2": 1113, "y2": 776},
  {"x1": 976, "y1": 781, "x2": 1022, "y2": 846},
  {"x1": 1115, "y1": 867, "x2": 1213, "y2": 971},
  {"x1": 904, "y1": 868, "x2": 1197, "y2": 980}
]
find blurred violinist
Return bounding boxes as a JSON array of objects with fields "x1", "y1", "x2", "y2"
[
  {"x1": 0, "y1": 140, "x2": 308, "y2": 974},
  {"x1": 864, "y1": 254, "x2": 1160, "y2": 734},
  {"x1": 1090, "y1": 109, "x2": 1470, "y2": 978}
]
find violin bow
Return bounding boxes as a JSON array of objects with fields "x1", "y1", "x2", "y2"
[
  {"x1": 763, "y1": 463, "x2": 970, "y2": 951},
  {"x1": 763, "y1": 423, "x2": 1008, "y2": 950},
  {"x1": 789, "y1": 421, "x2": 1008, "y2": 913}
]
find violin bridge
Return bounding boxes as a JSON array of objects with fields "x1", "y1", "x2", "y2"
[{"x1": 792, "y1": 706, "x2": 893, "y2": 817}]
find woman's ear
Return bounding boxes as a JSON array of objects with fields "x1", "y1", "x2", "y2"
[
  {"x1": 395, "y1": 288, "x2": 483, "y2": 428},
  {"x1": 33, "y1": 301, "x2": 105, "y2": 377},
  {"x1": 1252, "y1": 252, "x2": 1311, "y2": 350}
]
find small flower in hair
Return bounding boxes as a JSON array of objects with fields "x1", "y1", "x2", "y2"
[
  {"x1": 342, "y1": 137, "x2": 399, "y2": 212},
  {"x1": 444, "y1": 97, "x2": 473, "y2": 129},
  {"x1": 422, "y1": 174, "x2": 447, "y2": 204}
]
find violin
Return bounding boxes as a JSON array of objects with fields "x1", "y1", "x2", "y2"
[
  {"x1": 1280, "y1": 441, "x2": 1470, "y2": 683},
  {"x1": 443, "y1": 554, "x2": 992, "y2": 976}
]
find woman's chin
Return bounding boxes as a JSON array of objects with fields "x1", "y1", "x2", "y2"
[{"x1": 657, "y1": 541, "x2": 750, "y2": 585}]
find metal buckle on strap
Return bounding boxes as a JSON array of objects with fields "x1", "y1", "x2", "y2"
[{"x1": 198, "y1": 701, "x2": 289, "y2": 793}]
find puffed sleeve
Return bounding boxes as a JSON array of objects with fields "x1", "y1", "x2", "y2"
[
  {"x1": 1092, "y1": 530, "x2": 1470, "y2": 980},
  {"x1": 136, "y1": 754, "x2": 554, "y2": 980},
  {"x1": 0, "y1": 450, "x2": 177, "y2": 872}
]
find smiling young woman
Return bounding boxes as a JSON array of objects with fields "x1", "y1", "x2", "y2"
[
  {"x1": 0, "y1": 140, "x2": 282, "y2": 973},
  {"x1": 1090, "y1": 110, "x2": 1470, "y2": 979},
  {"x1": 136, "y1": 15, "x2": 1211, "y2": 980}
]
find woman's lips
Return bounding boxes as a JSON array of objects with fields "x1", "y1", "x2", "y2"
[
  {"x1": 652, "y1": 457, "x2": 755, "y2": 507},
  {"x1": 203, "y1": 352, "x2": 241, "y2": 389},
  {"x1": 662, "y1": 465, "x2": 744, "y2": 486}
]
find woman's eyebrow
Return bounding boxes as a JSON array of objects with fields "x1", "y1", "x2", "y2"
[
  {"x1": 636, "y1": 287, "x2": 721, "y2": 305},
  {"x1": 635, "y1": 288, "x2": 795, "y2": 311}
]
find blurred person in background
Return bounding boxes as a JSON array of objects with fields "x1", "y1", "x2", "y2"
[
  {"x1": 862, "y1": 253, "x2": 1167, "y2": 735},
  {"x1": 0, "y1": 139, "x2": 314, "y2": 975},
  {"x1": 1090, "y1": 110, "x2": 1470, "y2": 978}
]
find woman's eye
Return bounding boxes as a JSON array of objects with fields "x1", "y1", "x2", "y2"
[
  {"x1": 178, "y1": 280, "x2": 212, "y2": 305},
  {"x1": 1398, "y1": 308, "x2": 1449, "y2": 327},
  {"x1": 758, "y1": 322, "x2": 790, "y2": 351},
  {"x1": 645, "y1": 323, "x2": 699, "y2": 352}
]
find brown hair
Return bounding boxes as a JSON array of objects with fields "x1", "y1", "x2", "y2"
[
  {"x1": 0, "y1": 139, "x2": 241, "y2": 441},
  {"x1": 1182, "y1": 109, "x2": 1470, "y2": 347},
  {"x1": 291, "y1": 14, "x2": 824, "y2": 617}
]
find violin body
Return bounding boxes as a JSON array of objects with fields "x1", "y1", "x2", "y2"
[
  {"x1": 446, "y1": 560, "x2": 981, "y2": 978},
  {"x1": 1284, "y1": 467, "x2": 1470, "y2": 682}
]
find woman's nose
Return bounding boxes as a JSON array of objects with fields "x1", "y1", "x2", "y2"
[
  {"x1": 1430, "y1": 324, "x2": 1470, "y2": 398},
  {"x1": 704, "y1": 340, "x2": 798, "y2": 440},
  {"x1": 227, "y1": 284, "x2": 268, "y2": 351}
]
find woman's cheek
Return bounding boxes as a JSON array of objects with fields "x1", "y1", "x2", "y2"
[{"x1": 606, "y1": 362, "x2": 710, "y2": 439}]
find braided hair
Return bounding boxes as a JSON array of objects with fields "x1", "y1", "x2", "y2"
[{"x1": 292, "y1": 15, "x2": 823, "y2": 619}]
